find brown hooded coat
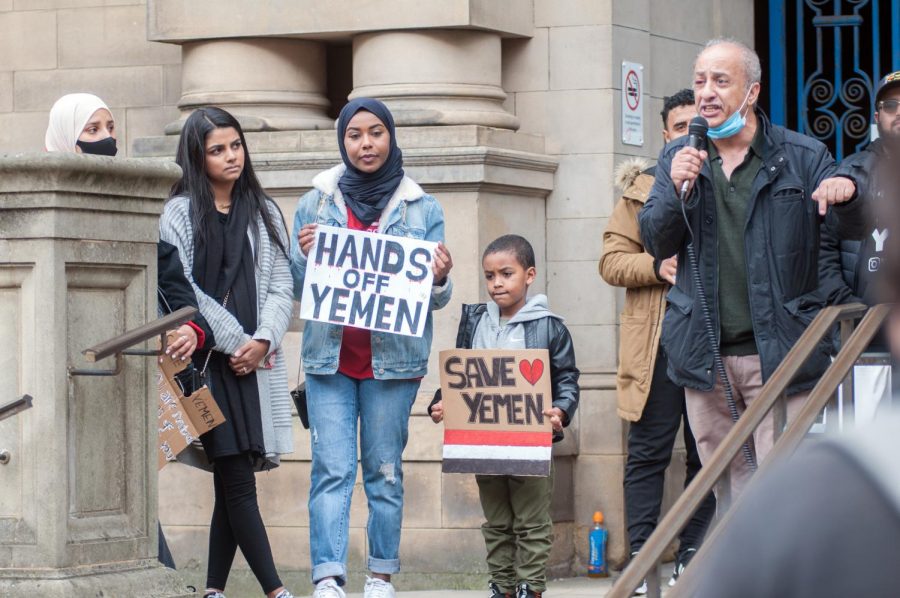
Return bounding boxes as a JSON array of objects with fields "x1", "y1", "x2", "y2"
[{"x1": 599, "y1": 157, "x2": 669, "y2": 422}]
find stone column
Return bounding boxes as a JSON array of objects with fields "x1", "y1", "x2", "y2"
[
  {"x1": 351, "y1": 30, "x2": 520, "y2": 129},
  {"x1": 167, "y1": 37, "x2": 333, "y2": 133},
  {"x1": 0, "y1": 153, "x2": 189, "y2": 597}
]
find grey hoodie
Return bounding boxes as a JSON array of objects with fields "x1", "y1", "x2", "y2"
[{"x1": 472, "y1": 294, "x2": 562, "y2": 351}]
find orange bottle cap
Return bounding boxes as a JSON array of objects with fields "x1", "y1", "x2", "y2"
[{"x1": 593, "y1": 511, "x2": 603, "y2": 524}]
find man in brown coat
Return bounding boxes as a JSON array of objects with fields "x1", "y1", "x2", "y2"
[{"x1": 599, "y1": 89, "x2": 715, "y2": 594}]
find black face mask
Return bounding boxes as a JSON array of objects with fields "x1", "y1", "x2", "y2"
[{"x1": 76, "y1": 136, "x2": 118, "y2": 156}]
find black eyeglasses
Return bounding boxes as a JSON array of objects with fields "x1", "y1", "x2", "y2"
[{"x1": 878, "y1": 99, "x2": 900, "y2": 114}]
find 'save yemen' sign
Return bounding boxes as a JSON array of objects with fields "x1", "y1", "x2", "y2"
[{"x1": 439, "y1": 349, "x2": 553, "y2": 476}]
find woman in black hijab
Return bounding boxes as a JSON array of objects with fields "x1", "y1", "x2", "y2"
[{"x1": 290, "y1": 98, "x2": 454, "y2": 598}]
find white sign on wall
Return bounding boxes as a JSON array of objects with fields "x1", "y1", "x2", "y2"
[
  {"x1": 299, "y1": 225, "x2": 436, "y2": 337},
  {"x1": 621, "y1": 61, "x2": 644, "y2": 146}
]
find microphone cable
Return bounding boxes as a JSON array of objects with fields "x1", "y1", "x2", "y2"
[
  {"x1": 676, "y1": 116, "x2": 757, "y2": 472},
  {"x1": 680, "y1": 198, "x2": 757, "y2": 472}
]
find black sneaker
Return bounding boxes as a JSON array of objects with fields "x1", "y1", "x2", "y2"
[
  {"x1": 489, "y1": 582, "x2": 512, "y2": 598},
  {"x1": 668, "y1": 547, "x2": 698, "y2": 587},
  {"x1": 515, "y1": 582, "x2": 542, "y2": 598}
]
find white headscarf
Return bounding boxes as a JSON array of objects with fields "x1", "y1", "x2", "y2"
[{"x1": 45, "y1": 93, "x2": 111, "y2": 152}]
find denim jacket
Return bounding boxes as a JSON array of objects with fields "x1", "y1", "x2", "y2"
[{"x1": 290, "y1": 164, "x2": 453, "y2": 379}]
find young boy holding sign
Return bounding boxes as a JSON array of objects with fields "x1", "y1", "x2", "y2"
[{"x1": 430, "y1": 235, "x2": 579, "y2": 598}]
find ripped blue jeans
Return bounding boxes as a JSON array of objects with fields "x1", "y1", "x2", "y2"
[{"x1": 306, "y1": 373, "x2": 420, "y2": 584}]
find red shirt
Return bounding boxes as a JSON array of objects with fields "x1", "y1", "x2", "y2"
[{"x1": 338, "y1": 211, "x2": 378, "y2": 379}]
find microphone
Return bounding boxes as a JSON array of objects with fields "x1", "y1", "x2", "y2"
[{"x1": 679, "y1": 116, "x2": 709, "y2": 202}]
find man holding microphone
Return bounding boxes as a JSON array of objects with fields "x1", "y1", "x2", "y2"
[{"x1": 638, "y1": 38, "x2": 864, "y2": 496}]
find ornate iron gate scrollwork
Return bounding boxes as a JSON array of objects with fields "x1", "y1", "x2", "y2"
[{"x1": 762, "y1": 0, "x2": 900, "y2": 160}]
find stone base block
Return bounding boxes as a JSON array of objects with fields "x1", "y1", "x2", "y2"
[{"x1": 0, "y1": 562, "x2": 192, "y2": 598}]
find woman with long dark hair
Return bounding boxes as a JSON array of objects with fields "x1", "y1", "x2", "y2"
[
  {"x1": 291, "y1": 98, "x2": 453, "y2": 598},
  {"x1": 160, "y1": 107, "x2": 295, "y2": 598}
]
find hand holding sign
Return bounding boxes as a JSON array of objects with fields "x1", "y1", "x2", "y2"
[
  {"x1": 432, "y1": 242, "x2": 453, "y2": 283},
  {"x1": 298, "y1": 223, "x2": 317, "y2": 256}
]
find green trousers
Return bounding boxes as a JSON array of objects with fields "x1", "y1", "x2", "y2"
[{"x1": 476, "y1": 467, "x2": 554, "y2": 593}]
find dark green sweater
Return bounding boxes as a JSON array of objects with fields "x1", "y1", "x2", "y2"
[{"x1": 708, "y1": 128, "x2": 765, "y2": 356}]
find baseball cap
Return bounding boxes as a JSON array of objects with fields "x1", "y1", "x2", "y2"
[{"x1": 875, "y1": 70, "x2": 900, "y2": 105}]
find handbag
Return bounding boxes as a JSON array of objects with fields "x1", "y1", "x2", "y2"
[{"x1": 290, "y1": 355, "x2": 309, "y2": 429}]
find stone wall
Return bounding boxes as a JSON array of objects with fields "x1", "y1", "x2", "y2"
[{"x1": 0, "y1": 0, "x2": 180, "y2": 155}]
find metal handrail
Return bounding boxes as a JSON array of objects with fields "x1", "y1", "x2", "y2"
[
  {"x1": 0, "y1": 395, "x2": 33, "y2": 423},
  {"x1": 68, "y1": 306, "x2": 197, "y2": 377},
  {"x1": 667, "y1": 302, "x2": 890, "y2": 597},
  {"x1": 606, "y1": 302, "x2": 887, "y2": 598}
]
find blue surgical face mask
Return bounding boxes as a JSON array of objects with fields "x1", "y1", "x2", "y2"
[{"x1": 707, "y1": 88, "x2": 753, "y2": 139}]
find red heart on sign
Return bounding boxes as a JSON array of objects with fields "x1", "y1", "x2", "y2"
[{"x1": 519, "y1": 359, "x2": 544, "y2": 386}]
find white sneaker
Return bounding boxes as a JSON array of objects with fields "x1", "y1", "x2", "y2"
[
  {"x1": 363, "y1": 576, "x2": 396, "y2": 598},
  {"x1": 313, "y1": 578, "x2": 346, "y2": 598},
  {"x1": 633, "y1": 579, "x2": 648, "y2": 596}
]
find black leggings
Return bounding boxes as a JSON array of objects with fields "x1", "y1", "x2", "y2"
[{"x1": 206, "y1": 454, "x2": 281, "y2": 594}]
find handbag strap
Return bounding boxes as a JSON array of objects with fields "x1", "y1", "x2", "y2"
[
  {"x1": 295, "y1": 349, "x2": 303, "y2": 386},
  {"x1": 158, "y1": 287, "x2": 173, "y2": 315},
  {"x1": 200, "y1": 289, "x2": 230, "y2": 377}
]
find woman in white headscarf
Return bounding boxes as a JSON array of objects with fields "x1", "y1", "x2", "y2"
[{"x1": 45, "y1": 92, "x2": 118, "y2": 155}]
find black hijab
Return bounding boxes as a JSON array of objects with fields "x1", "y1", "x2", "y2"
[{"x1": 336, "y1": 98, "x2": 405, "y2": 227}]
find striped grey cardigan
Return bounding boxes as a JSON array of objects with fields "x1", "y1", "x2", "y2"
[{"x1": 160, "y1": 196, "x2": 294, "y2": 467}]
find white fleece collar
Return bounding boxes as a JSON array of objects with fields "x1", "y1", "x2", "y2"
[{"x1": 312, "y1": 164, "x2": 426, "y2": 231}]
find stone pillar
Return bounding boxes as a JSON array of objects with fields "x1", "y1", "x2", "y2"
[
  {"x1": 167, "y1": 37, "x2": 333, "y2": 134},
  {"x1": 0, "y1": 153, "x2": 188, "y2": 597},
  {"x1": 351, "y1": 30, "x2": 520, "y2": 129}
]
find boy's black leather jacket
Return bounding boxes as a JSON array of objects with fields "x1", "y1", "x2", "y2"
[{"x1": 430, "y1": 303, "x2": 580, "y2": 440}]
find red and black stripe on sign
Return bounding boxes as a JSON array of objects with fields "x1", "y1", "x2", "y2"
[{"x1": 441, "y1": 429, "x2": 552, "y2": 476}]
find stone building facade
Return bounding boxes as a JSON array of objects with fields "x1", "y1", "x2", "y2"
[{"x1": 0, "y1": 0, "x2": 754, "y2": 592}]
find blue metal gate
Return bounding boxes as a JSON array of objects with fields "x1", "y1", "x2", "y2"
[{"x1": 764, "y1": 0, "x2": 900, "y2": 160}]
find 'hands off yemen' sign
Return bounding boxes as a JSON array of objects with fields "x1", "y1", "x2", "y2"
[
  {"x1": 300, "y1": 225, "x2": 436, "y2": 337},
  {"x1": 440, "y1": 349, "x2": 553, "y2": 477}
]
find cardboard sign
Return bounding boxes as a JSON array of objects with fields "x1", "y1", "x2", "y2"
[
  {"x1": 157, "y1": 334, "x2": 225, "y2": 470},
  {"x1": 439, "y1": 348, "x2": 553, "y2": 477},
  {"x1": 299, "y1": 225, "x2": 436, "y2": 337}
]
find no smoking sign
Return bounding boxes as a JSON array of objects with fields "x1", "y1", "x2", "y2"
[{"x1": 621, "y1": 61, "x2": 644, "y2": 146}]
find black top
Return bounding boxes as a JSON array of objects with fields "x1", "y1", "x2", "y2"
[
  {"x1": 157, "y1": 240, "x2": 215, "y2": 345},
  {"x1": 195, "y1": 210, "x2": 266, "y2": 463}
]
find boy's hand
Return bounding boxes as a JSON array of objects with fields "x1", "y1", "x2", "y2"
[
  {"x1": 430, "y1": 400, "x2": 444, "y2": 423},
  {"x1": 543, "y1": 407, "x2": 565, "y2": 432}
]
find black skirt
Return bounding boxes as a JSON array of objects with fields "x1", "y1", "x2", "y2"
[{"x1": 199, "y1": 351, "x2": 266, "y2": 463}]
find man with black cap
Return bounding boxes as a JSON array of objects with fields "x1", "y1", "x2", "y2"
[{"x1": 821, "y1": 70, "x2": 900, "y2": 416}]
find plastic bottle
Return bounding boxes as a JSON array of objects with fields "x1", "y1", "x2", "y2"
[{"x1": 587, "y1": 511, "x2": 609, "y2": 578}]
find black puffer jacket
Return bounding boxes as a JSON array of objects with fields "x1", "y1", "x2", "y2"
[
  {"x1": 429, "y1": 303, "x2": 580, "y2": 440},
  {"x1": 824, "y1": 139, "x2": 891, "y2": 305},
  {"x1": 638, "y1": 110, "x2": 864, "y2": 394}
]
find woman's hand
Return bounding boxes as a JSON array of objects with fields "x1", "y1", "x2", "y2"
[
  {"x1": 229, "y1": 339, "x2": 270, "y2": 376},
  {"x1": 164, "y1": 324, "x2": 198, "y2": 362},
  {"x1": 432, "y1": 242, "x2": 453, "y2": 283},
  {"x1": 298, "y1": 223, "x2": 318, "y2": 257}
]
